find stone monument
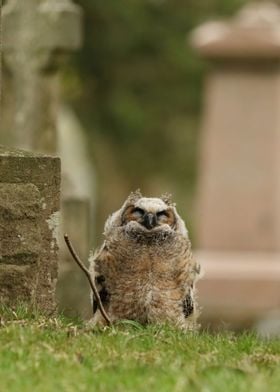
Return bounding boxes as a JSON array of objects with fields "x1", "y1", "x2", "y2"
[
  {"x1": 191, "y1": 2, "x2": 280, "y2": 328},
  {"x1": 1, "y1": 0, "x2": 93, "y2": 316}
]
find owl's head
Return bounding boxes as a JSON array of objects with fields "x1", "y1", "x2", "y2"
[{"x1": 104, "y1": 190, "x2": 188, "y2": 240}]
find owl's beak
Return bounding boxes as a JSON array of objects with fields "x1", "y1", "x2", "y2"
[{"x1": 143, "y1": 213, "x2": 157, "y2": 230}]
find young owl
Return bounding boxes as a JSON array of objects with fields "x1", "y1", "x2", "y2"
[{"x1": 89, "y1": 190, "x2": 201, "y2": 330}]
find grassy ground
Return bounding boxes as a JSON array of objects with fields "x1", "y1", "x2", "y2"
[{"x1": 0, "y1": 307, "x2": 279, "y2": 392}]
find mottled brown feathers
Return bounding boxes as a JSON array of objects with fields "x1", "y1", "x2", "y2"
[{"x1": 89, "y1": 192, "x2": 201, "y2": 330}]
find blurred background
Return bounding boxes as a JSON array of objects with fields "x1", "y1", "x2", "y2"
[
  {"x1": 63, "y1": 0, "x2": 247, "y2": 242},
  {"x1": 1, "y1": 0, "x2": 280, "y2": 334}
]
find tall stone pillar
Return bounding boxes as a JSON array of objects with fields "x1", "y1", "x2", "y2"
[
  {"x1": 2, "y1": 0, "x2": 82, "y2": 153},
  {"x1": 191, "y1": 2, "x2": 280, "y2": 328}
]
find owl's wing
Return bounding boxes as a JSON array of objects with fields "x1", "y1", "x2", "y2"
[
  {"x1": 92, "y1": 274, "x2": 110, "y2": 314},
  {"x1": 183, "y1": 290, "x2": 194, "y2": 318},
  {"x1": 89, "y1": 243, "x2": 111, "y2": 315},
  {"x1": 182, "y1": 254, "x2": 202, "y2": 319}
]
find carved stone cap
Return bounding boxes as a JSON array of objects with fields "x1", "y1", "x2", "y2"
[
  {"x1": 190, "y1": 2, "x2": 280, "y2": 59},
  {"x1": 3, "y1": 0, "x2": 83, "y2": 52}
]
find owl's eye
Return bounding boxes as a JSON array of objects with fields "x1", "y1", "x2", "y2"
[
  {"x1": 121, "y1": 206, "x2": 145, "y2": 225},
  {"x1": 157, "y1": 210, "x2": 169, "y2": 219},
  {"x1": 131, "y1": 207, "x2": 145, "y2": 218},
  {"x1": 156, "y1": 210, "x2": 176, "y2": 227}
]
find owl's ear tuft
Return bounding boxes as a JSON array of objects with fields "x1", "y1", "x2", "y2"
[
  {"x1": 127, "y1": 189, "x2": 143, "y2": 204},
  {"x1": 160, "y1": 192, "x2": 175, "y2": 207}
]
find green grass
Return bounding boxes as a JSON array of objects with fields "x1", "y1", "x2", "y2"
[{"x1": 0, "y1": 307, "x2": 279, "y2": 392}]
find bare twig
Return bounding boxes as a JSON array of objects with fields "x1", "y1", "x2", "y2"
[{"x1": 64, "y1": 233, "x2": 112, "y2": 326}]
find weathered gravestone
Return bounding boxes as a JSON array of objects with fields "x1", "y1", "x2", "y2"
[
  {"x1": 191, "y1": 2, "x2": 280, "y2": 328},
  {"x1": 0, "y1": 146, "x2": 60, "y2": 313}
]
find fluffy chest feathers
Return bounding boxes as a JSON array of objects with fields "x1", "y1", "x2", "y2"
[{"x1": 92, "y1": 231, "x2": 197, "y2": 326}]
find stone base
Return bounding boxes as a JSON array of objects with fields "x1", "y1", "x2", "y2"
[
  {"x1": 0, "y1": 145, "x2": 60, "y2": 314},
  {"x1": 195, "y1": 251, "x2": 280, "y2": 329}
]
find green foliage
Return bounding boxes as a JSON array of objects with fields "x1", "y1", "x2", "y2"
[{"x1": 0, "y1": 309, "x2": 280, "y2": 391}]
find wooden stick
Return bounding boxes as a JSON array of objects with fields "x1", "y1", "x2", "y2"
[{"x1": 64, "y1": 233, "x2": 112, "y2": 326}]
